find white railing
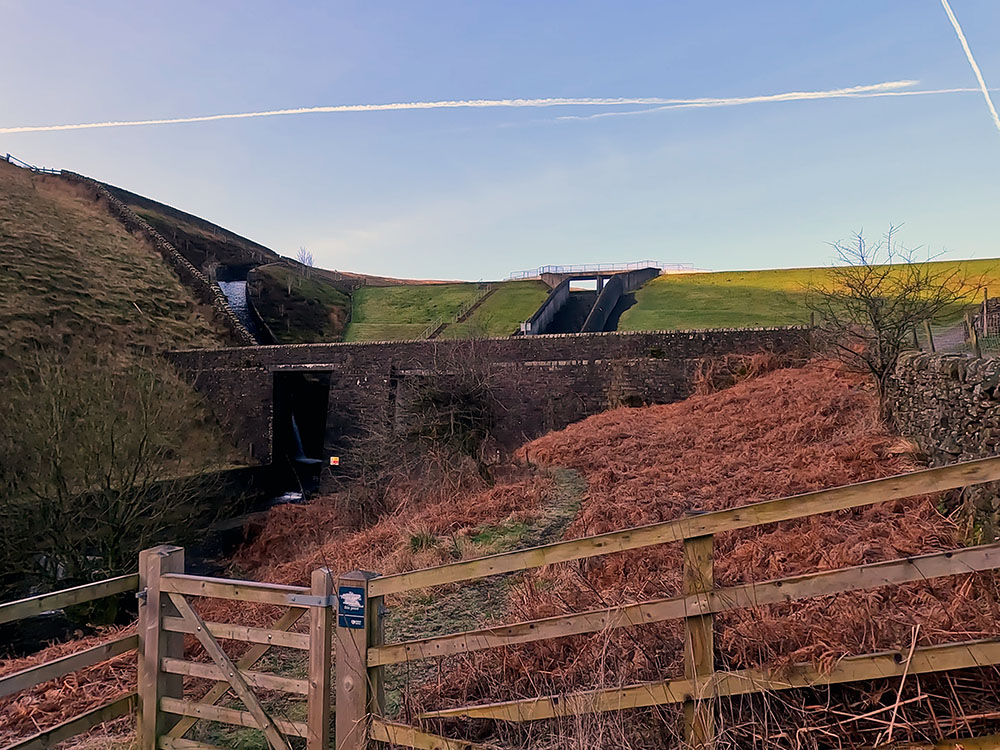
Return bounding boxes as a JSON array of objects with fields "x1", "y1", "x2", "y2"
[
  {"x1": 3, "y1": 152, "x2": 61, "y2": 175},
  {"x1": 509, "y1": 261, "x2": 693, "y2": 280}
]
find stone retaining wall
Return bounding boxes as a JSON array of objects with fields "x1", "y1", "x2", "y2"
[
  {"x1": 168, "y1": 327, "x2": 811, "y2": 464},
  {"x1": 60, "y1": 172, "x2": 256, "y2": 345}
]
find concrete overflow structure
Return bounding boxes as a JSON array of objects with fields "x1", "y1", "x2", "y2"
[{"x1": 520, "y1": 267, "x2": 661, "y2": 335}]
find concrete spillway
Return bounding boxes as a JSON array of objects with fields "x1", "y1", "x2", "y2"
[{"x1": 521, "y1": 267, "x2": 660, "y2": 335}]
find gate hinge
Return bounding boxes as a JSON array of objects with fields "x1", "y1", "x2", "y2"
[{"x1": 287, "y1": 593, "x2": 337, "y2": 608}]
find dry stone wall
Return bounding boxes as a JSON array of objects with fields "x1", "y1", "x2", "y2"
[
  {"x1": 890, "y1": 352, "x2": 1000, "y2": 460},
  {"x1": 889, "y1": 351, "x2": 1000, "y2": 537},
  {"x1": 60, "y1": 171, "x2": 256, "y2": 345}
]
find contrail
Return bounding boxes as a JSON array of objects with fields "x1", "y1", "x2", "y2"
[
  {"x1": 0, "y1": 81, "x2": 915, "y2": 135},
  {"x1": 559, "y1": 85, "x2": 988, "y2": 120},
  {"x1": 939, "y1": 0, "x2": 1000, "y2": 133}
]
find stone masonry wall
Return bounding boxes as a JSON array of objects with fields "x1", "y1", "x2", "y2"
[
  {"x1": 60, "y1": 171, "x2": 256, "y2": 345},
  {"x1": 167, "y1": 327, "x2": 810, "y2": 464},
  {"x1": 888, "y1": 351, "x2": 1000, "y2": 537}
]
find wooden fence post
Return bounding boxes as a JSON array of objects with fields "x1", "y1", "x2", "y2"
[
  {"x1": 967, "y1": 312, "x2": 982, "y2": 358},
  {"x1": 307, "y1": 568, "x2": 335, "y2": 750},
  {"x1": 683, "y1": 534, "x2": 715, "y2": 749},
  {"x1": 367, "y1": 592, "x2": 386, "y2": 717},
  {"x1": 924, "y1": 320, "x2": 935, "y2": 353},
  {"x1": 137, "y1": 545, "x2": 184, "y2": 750},
  {"x1": 984, "y1": 287, "x2": 990, "y2": 338},
  {"x1": 336, "y1": 570, "x2": 378, "y2": 750}
]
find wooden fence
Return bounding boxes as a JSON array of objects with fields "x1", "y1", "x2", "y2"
[
  {"x1": 0, "y1": 574, "x2": 139, "y2": 750},
  {"x1": 5, "y1": 456, "x2": 1000, "y2": 749},
  {"x1": 359, "y1": 455, "x2": 1000, "y2": 749}
]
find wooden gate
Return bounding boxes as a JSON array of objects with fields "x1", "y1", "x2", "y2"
[{"x1": 138, "y1": 546, "x2": 334, "y2": 750}]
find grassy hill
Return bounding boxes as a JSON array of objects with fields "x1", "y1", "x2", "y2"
[
  {"x1": 0, "y1": 161, "x2": 227, "y2": 368},
  {"x1": 101, "y1": 182, "x2": 278, "y2": 272},
  {"x1": 248, "y1": 262, "x2": 351, "y2": 343},
  {"x1": 438, "y1": 280, "x2": 549, "y2": 338},
  {"x1": 345, "y1": 282, "x2": 484, "y2": 342},
  {"x1": 620, "y1": 259, "x2": 1000, "y2": 331},
  {"x1": 345, "y1": 280, "x2": 549, "y2": 341},
  {"x1": 0, "y1": 161, "x2": 247, "y2": 605}
]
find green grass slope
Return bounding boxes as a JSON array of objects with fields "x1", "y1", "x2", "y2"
[
  {"x1": 439, "y1": 280, "x2": 549, "y2": 338},
  {"x1": 0, "y1": 161, "x2": 227, "y2": 368},
  {"x1": 248, "y1": 262, "x2": 351, "y2": 343},
  {"x1": 620, "y1": 260, "x2": 1000, "y2": 331},
  {"x1": 345, "y1": 283, "x2": 483, "y2": 342}
]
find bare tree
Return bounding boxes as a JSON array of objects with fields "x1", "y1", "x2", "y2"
[
  {"x1": 342, "y1": 341, "x2": 507, "y2": 521},
  {"x1": 806, "y1": 225, "x2": 984, "y2": 412},
  {"x1": 0, "y1": 348, "x2": 232, "y2": 603},
  {"x1": 296, "y1": 246, "x2": 315, "y2": 267}
]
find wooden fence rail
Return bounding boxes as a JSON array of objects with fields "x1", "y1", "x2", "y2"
[
  {"x1": 0, "y1": 574, "x2": 138, "y2": 625},
  {"x1": 417, "y1": 637, "x2": 1000, "y2": 722},
  {"x1": 358, "y1": 454, "x2": 1000, "y2": 749},
  {"x1": 0, "y1": 576, "x2": 140, "y2": 750},
  {"x1": 367, "y1": 543, "x2": 1000, "y2": 666},
  {"x1": 4, "y1": 456, "x2": 1000, "y2": 750},
  {"x1": 368, "y1": 455, "x2": 1000, "y2": 597}
]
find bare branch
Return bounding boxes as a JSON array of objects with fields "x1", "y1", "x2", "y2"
[{"x1": 805, "y1": 226, "x2": 988, "y2": 415}]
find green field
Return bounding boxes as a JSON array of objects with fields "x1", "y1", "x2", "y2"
[
  {"x1": 620, "y1": 259, "x2": 1000, "y2": 331},
  {"x1": 344, "y1": 282, "x2": 480, "y2": 341},
  {"x1": 345, "y1": 280, "x2": 550, "y2": 342},
  {"x1": 438, "y1": 280, "x2": 549, "y2": 339}
]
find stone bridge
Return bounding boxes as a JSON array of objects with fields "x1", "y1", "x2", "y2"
[{"x1": 167, "y1": 328, "x2": 810, "y2": 467}]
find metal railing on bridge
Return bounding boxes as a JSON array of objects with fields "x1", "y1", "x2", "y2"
[{"x1": 509, "y1": 261, "x2": 695, "y2": 279}]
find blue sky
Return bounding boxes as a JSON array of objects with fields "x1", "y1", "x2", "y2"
[{"x1": 2, "y1": 1, "x2": 999, "y2": 280}]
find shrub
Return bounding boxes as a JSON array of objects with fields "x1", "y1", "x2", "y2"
[{"x1": 0, "y1": 346, "x2": 232, "y2": 603}]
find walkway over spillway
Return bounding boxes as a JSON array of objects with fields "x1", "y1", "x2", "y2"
[{"x1": 519, "y1": 266, "x2": 661, "y2": 335}]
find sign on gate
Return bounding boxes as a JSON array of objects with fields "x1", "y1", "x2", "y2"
[{"x1": 338, "y1": 585, "x2": 365, "y2": 629}]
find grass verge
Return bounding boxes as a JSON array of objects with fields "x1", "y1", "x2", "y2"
[
  {"x1": 344, "y1": 283, "x2": 481, "y2": 342},
  {"x1": 439, "y1": 280, "x2": 550, "y2": 339}
]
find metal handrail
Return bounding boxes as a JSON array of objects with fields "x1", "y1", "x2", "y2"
[
  {"x1": 4, "y1": 152, "x2": 61, "y2": 175},
  {"x1": 509, "y1": 261, "x2": 694, "y2": 279}
]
